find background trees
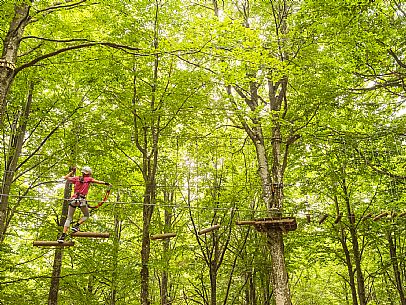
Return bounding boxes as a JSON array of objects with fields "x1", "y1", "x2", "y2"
[{"x1": 0, "y1": 0, "x2": 405, "y2": 304}]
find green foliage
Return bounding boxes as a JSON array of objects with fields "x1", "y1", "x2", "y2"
[{"x1": 0, "y1": 0, "x2": 406, "y2": 304}]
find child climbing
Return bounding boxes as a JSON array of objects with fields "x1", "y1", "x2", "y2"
[{"x1": 57, "y1": 166, "x2": 111, "y2": 243}]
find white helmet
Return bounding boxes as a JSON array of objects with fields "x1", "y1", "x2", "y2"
[{"x1": 81, "y1": 166, "x2": 92, "y2": 175}]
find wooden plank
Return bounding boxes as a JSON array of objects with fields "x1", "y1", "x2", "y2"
[
  {"x1": 255, "y1": 217, "x2": 295, "y2": 221},
  {"x1": 71, "y1": 232, "x2": 110, "y2": 238},
  {"x1": 238, "y1": 218, "x2": 295, "y2": 226},
  {"x1": 254, "y1": 219, "x2": 295, "y2": 225},
  {"x1": 237, "y1": 217, "x2": 297, "y2": 232},
  {"x1": 373, "y1": 212, "x2": 388, "y2": 221},
  {"x1": 150, "y1": 233, "x2": 176, "y2": 240},
  {"x1": 33, "y1": 241, "x2": 74, "y2": 247},
  {"x1": 198, "y1": 224, "x2": 220, "y2": 235}
]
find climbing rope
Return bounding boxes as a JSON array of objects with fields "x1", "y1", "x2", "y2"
[{"x1": 87, "y1": 184, "x2": 112, "y2": 209}]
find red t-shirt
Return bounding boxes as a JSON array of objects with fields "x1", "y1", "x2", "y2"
[{"x1": 67, "y1": 176, "x2": 95, "y2": 197}]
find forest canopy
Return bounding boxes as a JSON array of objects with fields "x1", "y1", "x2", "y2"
[{"x1": 0, "y1": 0, "x2": 405, "y2": 305}]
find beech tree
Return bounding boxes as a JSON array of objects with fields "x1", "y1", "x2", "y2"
[{"x1": 0, "y1": 1, "x2": 405, "y2": 305}]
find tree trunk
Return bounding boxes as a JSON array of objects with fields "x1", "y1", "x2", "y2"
[
  {"x1": 339, "y1": 225, "x2": 359, "y2": 305},
  {"x1": 245, "y1": 269, "x2": 257, "y2": 305},
  {"x1": 110, "y1": 195, "x2": 122, "y2": 305},
  {"x1": 349, "y1": 226, "x2": 366, "y2": 305},
  {"x1": 387, "y1": 230, "x2": 406, "y2": 305},
  {"x1": 211, "y1": 260, "x2": 218, "y2": 305},
  {"x1": 0, "y1": 2, "x2": 31, "y2": 124},
  {"x1": 0, "y1": 83, "x2": 33, "y2": 242},
  {"x1": 263, "y1": 76, "x2": 291, "y2": 305},
  {"x1": 48, "y1": 248, "x2": 63, "y2": 305},
  {"x1": 160, "y1": 190, "x2": 173, "y2": 305},
  {"x1": 160, "y1": 264, "x2": 169, "y2": 305},
  {"x1": 334, "y1": 196, "x2": 359, "y2": 305},
  {"x1": 343, "y1": 181, "x2": 367, "y2": 305},
  {"x1": 141, "y1": 183, "x2": 155, "y2": 305},
  {"x1": 249, "y1": 1, "x2": 292, "y2": 302},
  {"x1": 223, "y1": 1, "x2": 293, "y2": 304},
  {"x1": 48, "y1": 169, "x2": 72, "y2": 305},
  {"x1": 138, "y1": 3, "x2": 161, "y2": 304},
  {"x1": 225, "y1": 2, "x2": 293, "y2": 302},
  {"x1": 266, "y1": 230, "x2": 291, "y2": 305},
  {"x1": 231, "y1": 76, "x2": 292, "y2": 305}
]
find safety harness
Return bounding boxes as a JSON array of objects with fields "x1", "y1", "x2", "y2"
[
  {"x1": 69, "y1": 177, "x2": 91, "y2": 208},
  {"x1": 69, "y1": 196, "x2": 87, "y2": 208},
  {"x1": 69, "y1": 175, "x2": 111, "y2": 210}
]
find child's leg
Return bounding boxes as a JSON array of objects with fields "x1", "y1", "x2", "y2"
[
  {"x1": 63, "y1": 204, "x2": 76, "y2": 233},
  {"x1": 78, "y1": 204, "x2": 90, "y2": 224}
]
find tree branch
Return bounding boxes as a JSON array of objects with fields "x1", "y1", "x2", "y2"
[
  {"x1": 15, "y1": 106, "x2": 82, "y2": 172},
  {"x1": 356, "y1": 148, "x2": 406, "y2": 181},
  {"x1": 388, "y1": 48, "x2": 406, "y2": 69},
  {"x1": 34, "y1": 0, "x2": 89, "y2": 15},
  {"x1": 14, "y1": 42, "x2": 142, "y2": 74}
]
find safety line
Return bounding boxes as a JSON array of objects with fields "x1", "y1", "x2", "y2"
[{"x1": 5, "y1": 193, "x2": 406, "y2": 222}]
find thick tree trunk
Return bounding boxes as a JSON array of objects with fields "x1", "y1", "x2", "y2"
[
  {"x1": 247, "y1": 120, "x2": 291, "y2": 305},
  {"x1": 0, "y1": 84, "x2": 33, "y2": 242},
  {"x1": 253, "y1": 132, "x2": 291, "y2": 304},
  {"x1": 264, "y1": 77, "x2": 291, "y2": 305},
  {"x1": 48, "y1": 248, "x2": 63, "y2": 305},
  {"x1": 267, "y1": 231, "x2": 291, "y2": 305},
  {"x1": 0, "y1": 3, "x2": 31, "y2": 124},
  {"x1": 387, "y1": 230, "x2": 406, "y2": 305},
  {"x1": 48, "y1": 170, "x2": 72, "y2": 305},
  {"x1": 227, "y1": 0, "x2": 293, "y2": 303},
  {"x1": 138, "y1": 2, "x2": 160, "y2": 303},
  {"x1": 225, "y1": 1, "x2": 292, "y2": 304},
  {"x1": 232, "y1": 76, "x2": 291, "y2": 305}
]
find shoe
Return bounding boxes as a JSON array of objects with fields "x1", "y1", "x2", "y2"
[
  {"x1": 72, "y1": 223, "x2": 80, "y2": 233},
  {"x1": 57, "y1": 233, "x2": 66, "y2": 243}
]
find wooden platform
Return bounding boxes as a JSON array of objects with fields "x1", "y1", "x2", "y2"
[
  {"x1": 71, "y1": 232, "x2": 110, "y2": 238},
  {"x1": 236, "y1": 217, "x2": 297, "y2": 233},
  {"x1": 33, "y1": 241, "x2": 74, "y2": 247}
]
